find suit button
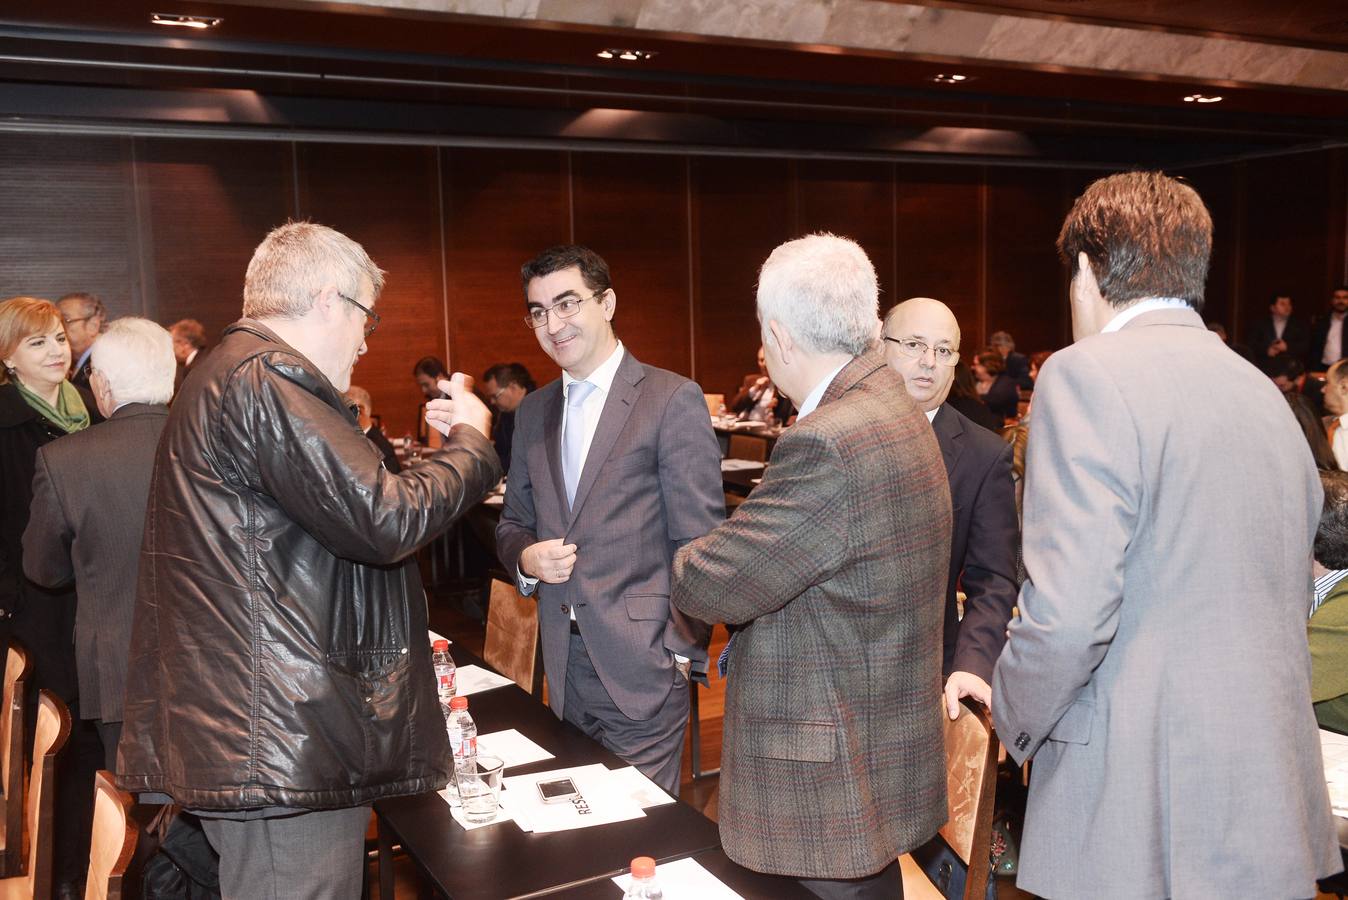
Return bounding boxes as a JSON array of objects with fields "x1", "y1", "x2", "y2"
[
  {"x1": 560, "y1": 604, "x2": 569, "y2": 614},
  {"x1": 1015, "y1": 732, "x2": 1030, "y2": 750}
]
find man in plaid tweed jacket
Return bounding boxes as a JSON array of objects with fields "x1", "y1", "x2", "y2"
[{"x1": 673, "y1": 233, "x2": 951, "y2": 899}]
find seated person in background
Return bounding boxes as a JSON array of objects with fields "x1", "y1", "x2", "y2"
[
  {"x1": 1207, "y1": 321, "x2": 1253, "y2": 364},
  {"x1": 412, "y1": 355, "x2": 449, "y2": 449},
  {"x1": 1325, "y1": 360, "x2": 1348, "y2": 470},
  {"x1": 1309, "y1": 470, "x2": 1348, "y2": 731},
  {"x1": 989, "y1": 330, "x2": 1033, "y2": 390},
  {"x1": 729, "y1": 345, "x2": 793, "y2": 425},
  {"x1": 946, "y1": 359, "x2": 1002, "y2": 432},
  {"x1": 971, "y1": 349, "x2": 1020, "y2": 423},
  {"x1": 1028, "y1": 349, "x2": 1053, "y2": 384},
  {"x1": 481, "y1": 362, "x2": 534, "y2": 473},
  {"x1": 345, "y1": 384, "x2": 400, "y2": 473}
]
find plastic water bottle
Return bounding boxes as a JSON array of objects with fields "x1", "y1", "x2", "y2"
[
  {"x1": 431, "y1": 639, "x2": 456, "y2": 712},
  {"x1": 623, "y1": 857, "x2": 663, "y2": 899},
  {"x1": 447, "y1": 695, "x2": 478, "y2": 775}
]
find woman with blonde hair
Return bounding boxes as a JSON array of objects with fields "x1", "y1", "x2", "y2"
[{"x1": 0, "y1": 295, "x2": 96, "y2": 896}]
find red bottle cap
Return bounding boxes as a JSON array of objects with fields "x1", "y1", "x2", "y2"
[
  {"x1": 449, "y1": 696, "x2": 468, "y2": 710},
  {"x1": 630, "y1": 857, "x2": 655, "y2": 878},
  {"x1": 432, "y1": 639, "x2": 449, "y2": 651}
]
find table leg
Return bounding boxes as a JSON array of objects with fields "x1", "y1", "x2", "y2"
[{"x1": 377, "y1": 817, "x2": 395, "y2": 900}]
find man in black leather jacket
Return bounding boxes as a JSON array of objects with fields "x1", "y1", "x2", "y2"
[{"x1": 118, "y1": 222, "x2": 501, "y2": 899}]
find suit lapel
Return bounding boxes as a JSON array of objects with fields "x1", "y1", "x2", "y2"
[
  {"x1": 566, "y1": 351, "x2": 643, "y2": 527},
  {"x1": 932, "y1": 404, "x2": 964, "y2": 476},
  {"x1": 541, "y1": 383, "x2": 569, "y2": 517}
]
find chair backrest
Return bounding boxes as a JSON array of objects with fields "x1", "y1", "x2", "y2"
[
  {"x1": 483, "y1": 578, "x2": 543, "y2": 696},
  {"x1": 726, "y1": 434, "x2": 767, "y2": 462},
  {"x1": 85, "y1": 770, "x2": 137, "y2": 900},
  {"x1": 0, "y1": 642, "x2": 32, "y2": 870},
  {"x1": 703, "y1": 393, "x2": 725, "y2": 417},
  {"x1": 938, "y1": 700, "x2": 998, "y2": 900},
  {"x1": 23, "y1": 691, "x2": 70, "y2": 900}
]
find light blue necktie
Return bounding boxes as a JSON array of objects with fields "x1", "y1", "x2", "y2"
[{"x1": 562, "y1": 380, "x2": 597, "y2": 506}]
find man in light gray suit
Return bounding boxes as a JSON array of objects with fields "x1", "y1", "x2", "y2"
[
  {"x1": 496, "y1": 245, "x2": 723, "y2": 794},
  {"x1": 24, "y1": 317, "x2": 175, "y2": 769},
  {"x1": 993, "y1": 171, "x2": 1341, "y2": 898}
]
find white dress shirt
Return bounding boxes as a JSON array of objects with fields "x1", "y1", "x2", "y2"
[
  {"x1": 1324, "y1": 314, "x2": 1345, "y2": 367},
  {"x1": 1333, "y1": 414, "x2": 1348, "y2": 473},
  {"x1": 1101, "y1": 297, "x2": 1193, "y2": 334},
  {"x1": 794, "y1": 359, "x2": 850, "y2": 422}
]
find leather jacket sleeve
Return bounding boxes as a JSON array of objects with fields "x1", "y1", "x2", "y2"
[{"x1": 220, "y1": 354, "x2": 502, "y2": 566}]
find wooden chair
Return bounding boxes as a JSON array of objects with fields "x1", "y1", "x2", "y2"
[
  {"x1": 702, "y1": 393, "x2": 725, "y2": 417},
  {"x1": 483, "y1": 577, "x2": 543, "y2": 697},
  {"x1": 899, "y1": 700, "x2": 998, "y2": 900},
  {"x1": 0, "y1": 691, "x2": 70, "y2": 900},
  {"x1": 0, "y1": 643, "x2": 32, "y2": 877},
  {"x1": 726, "y1": 434, "x2": 767, "y2": 463},
  {"x1": 84, "y1": 771, "x2": 136, "y2": 900}
]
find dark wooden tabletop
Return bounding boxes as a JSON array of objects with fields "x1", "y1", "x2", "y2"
[{"x1": 374, "y1": 650, "x2": 721, "y2": 900}]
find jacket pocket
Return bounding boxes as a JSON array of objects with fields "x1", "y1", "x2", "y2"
[
  {"x1": 1047, "y1": 699, "x2": 1093, "y2": 745},
  {"x1": 624, "y1": 593, "x2": 669, "y2": 621},
  {"x1": 742, "y1": 718, "x2": 837, "y2": 762}
]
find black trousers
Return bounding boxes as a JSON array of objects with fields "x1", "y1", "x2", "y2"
[{"x1": 799, "y1": 858, "x2": 904, "y2": 900}]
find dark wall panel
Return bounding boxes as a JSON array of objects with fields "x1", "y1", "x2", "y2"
[
  {"x1": 442, "y1": 147, "x2": 569, "y2": 393},
  {"x1": 984, "y1": 168, "x2": 1071, "y2": 355},
  {"x1": 690, "y1": 156, "x2": 794, "y2": 398},
  {"x1": 570, "y1": 153, "x2": 691, "y2": 378},
  {"x1": 795, "y1": 160, "x2": 897, "y2": 309},
  {"x1": 893, "y1": 165, "x2": 983, "y2": 343},
  {"x1": 138, "y1": 138, "x2": 295, "y2": 346},
  {"x1": 0, "y1": 134, "x2": 141, "y2": 314},
  {"x1": 296, "y1": 143, "x2": 444, "y2": 438},
  {"x1": 1181, "y1": 165, "x2": 1240, "y2": 335}
]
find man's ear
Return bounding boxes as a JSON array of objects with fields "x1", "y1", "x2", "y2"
[{"x1": 766, "y1": 319, "x2": 792, "y2": 366}]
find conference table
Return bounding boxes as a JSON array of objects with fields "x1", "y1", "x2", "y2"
[{"x1": 373, "y1": 648, "x2": 811, "y2": 899}]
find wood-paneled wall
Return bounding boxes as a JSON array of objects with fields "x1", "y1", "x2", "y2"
[{"x1": 2, "y1": 132, "x2": 1344, "y2": 436}]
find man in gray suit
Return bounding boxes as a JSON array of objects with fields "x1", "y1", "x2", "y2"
[
  {"x1": 496, "y1": 245, "x2": 723, "y2": 794},
  {"x1": 993, "y1": 171, "x2": 1341, "y2": 898},
  {"x1": 674, "y1": 234, "x2": 950, "y2": 899},
  {"x1": 24, "y1": 316, "x2": 175, "y2": 769}
]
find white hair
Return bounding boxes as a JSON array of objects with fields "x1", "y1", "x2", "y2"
[
  {"x1": 90, "y1": 317, "x2": 176, "y2": 405},
  {"x1": 243, "y1": 221, "x2": 386, "y2": 319},
  {"x1": 756, "y1": 233, "x2": 879, "y2": 356}
]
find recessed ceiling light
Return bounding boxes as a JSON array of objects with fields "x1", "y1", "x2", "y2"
[
  {"x1": 1183, "y1": 93, "x2": 1223, "y2": 104},
  {"x1": 150, "y1": 13, "x2": 222, "y2": 29},
  {"x1": 596, "y1": 48, "x2": 657, "y2": 62},
  {"x1": 931, "y1": 73, "x2": 972, "y2": 85}
]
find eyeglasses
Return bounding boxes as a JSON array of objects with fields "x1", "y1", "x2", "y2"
[
  {"x1": 524, "y1": 291, "x2": 605, "y2": 329},
  {"x1": 883, "y1": 336, "x2": 959, "y2": 366},
  {"x1": 338, "y1": 292, "x2": 381, "y2": 338}
]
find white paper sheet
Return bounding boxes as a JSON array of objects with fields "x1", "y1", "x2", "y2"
[
  {"x1": 427, "y1": 630, "x2": 450, "y2": 647},
  {"x1": 719, "y1": 459, "x2": 764, "y2": 472},
  {"x1": 456, "y1": 664, "x2": 515, "y2": 696},
  {"x1": 502, "y1": 764, "x2": 647, "y2": 833},
  {"x1": 609, "y1": 766, "x2": 676, "y2": 809},
  {"x1": 482, "y1": 494, "x2": 504, "y2": 507},
  {"x1": 1321, "y1": 729, "x2": 1348, "y2": 815},
  {"x1": 611, "y1": 857, "x2": 745, "y2": 899},
  {"x1": 476, "y1": 729, "x2": 554, "y2": 769}
]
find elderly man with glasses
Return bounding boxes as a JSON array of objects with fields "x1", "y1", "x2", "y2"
[
  {"x1": 117, "y1": 222, "x2": 501, "y2": 899},
  {"x1": 883, "y1": 298, "x2": 1018, "y2": 721},
  {"x1": 496, "y1": 244, "x2": 723, "y2": 795}
]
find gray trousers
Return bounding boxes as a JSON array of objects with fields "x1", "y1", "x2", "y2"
[
  {"x1": 562, "y1": 630, "x2": 689, "y2": 795},
  {"x1": 199, "y1": 806, "x2": 370, "y2": 900}
]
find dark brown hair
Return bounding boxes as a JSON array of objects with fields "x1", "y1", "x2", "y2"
[
  {"x1": 975, "y1": 350, "x2": 1005, "y2": 376},
  {"x1": 520, "y1": 245, "x2": 612, "y2": 303},
  {"x1": 1057, "y1": 171, "x2": 1212, "y2": 310}
]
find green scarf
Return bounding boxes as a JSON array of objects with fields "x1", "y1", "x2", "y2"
[{"x1": 13, "y1": 378, "x2": 90, "y2": 434}]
